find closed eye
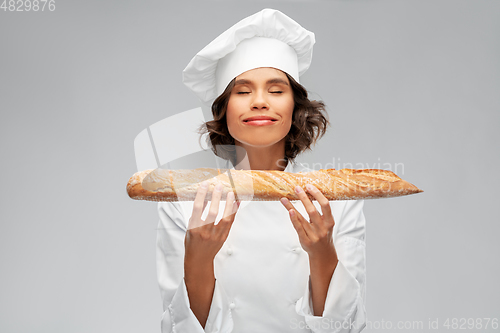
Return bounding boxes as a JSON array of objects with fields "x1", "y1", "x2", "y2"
[
  {"x1": 270, "y1": 91, "x2": 283, "y2": 94},
  {"x1": 237, "y1": 91, "x2": 250, "y2": 94}
]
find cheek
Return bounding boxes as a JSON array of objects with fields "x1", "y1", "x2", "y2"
[
  {"x1": 226, "y1": 102, "x2": 238, "y2": 125},
  {"x1": 225, "y1": 100, "x2": 242, "y2": 136},
  {"x1": 284, "y1": 100, "x2": 295, "y2": 124}
]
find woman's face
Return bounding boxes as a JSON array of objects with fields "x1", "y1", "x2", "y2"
[{"x1": 226, "y1": 67, "x2": 294, "y2": 149}]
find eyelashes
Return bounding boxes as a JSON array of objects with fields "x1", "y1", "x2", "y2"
[{"x1": 235, "y1": 91, "x2": 283, "y2": 95}]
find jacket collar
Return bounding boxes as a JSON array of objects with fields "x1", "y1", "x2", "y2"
[{"x1": 226, "y1": 158, "x2": 298, "y2": 173}]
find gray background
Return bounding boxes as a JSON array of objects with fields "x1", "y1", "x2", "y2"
[{"x1": 1, "y1": 0, "x2": 499, "y2": 332}]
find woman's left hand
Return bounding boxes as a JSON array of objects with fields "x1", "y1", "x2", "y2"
[
  {"x1": 280, "y1": 184, "x2": 336, "y2": 259},
  {"x1": 281, "y1": 184, "x2": 339, "y2": 316}
]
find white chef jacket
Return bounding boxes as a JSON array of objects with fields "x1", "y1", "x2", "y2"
[{"x1": 156, "y1": 161, "x2": 367, "y2": 333}]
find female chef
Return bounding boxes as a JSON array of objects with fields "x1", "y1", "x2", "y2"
[{"x1": 156, "y1": 8, "x2": 367, "y2": 333}]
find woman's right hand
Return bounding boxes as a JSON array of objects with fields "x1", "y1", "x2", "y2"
[
  {"x1": 183, "y1": 181, "x2": 239, "y2": 328},
  {"x1": 184, "y1": 181, "x2": 240, "y2": 266}
]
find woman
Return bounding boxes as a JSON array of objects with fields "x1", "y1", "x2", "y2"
[{"x1": 156, "y1": 9, "x2": 367, "y2": 333}]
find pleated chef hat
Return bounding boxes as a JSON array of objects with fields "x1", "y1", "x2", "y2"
[{"x1": 182, "y1": 8, "x2": 316, "y2": 105}]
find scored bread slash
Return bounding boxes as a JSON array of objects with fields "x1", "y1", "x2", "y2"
[{"x1": 126, "y1": 168, "x2": 423, "y2": 202}]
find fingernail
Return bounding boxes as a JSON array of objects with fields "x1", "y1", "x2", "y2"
[
  {"x1": 306, "y1": 184, "x2": 313, "y2": 191},
  {"x1": 280, "y1": 198, "x2": 287, "y2": 205},
  {"x1": 295, "y1": 186, "x2": 302, "y2": 193},
  {"x1": 201, "y1": 181, "x2": 208, "y2": 188},
  {"x1": 215, "y1": 184, "x2": 222, "y2": 191}
]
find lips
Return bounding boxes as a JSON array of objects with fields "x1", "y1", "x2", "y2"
[{"x1": 243, "y1": 115, "x2": 278, "y2": 122}]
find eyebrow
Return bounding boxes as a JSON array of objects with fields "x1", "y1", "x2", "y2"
[{"x1": 234, "y1": 78, "x2": 289, "y2": 86}]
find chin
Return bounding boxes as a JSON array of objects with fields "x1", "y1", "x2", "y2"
[{"x1": 238, "y1": 139, "x2": 285, "y2": 148}]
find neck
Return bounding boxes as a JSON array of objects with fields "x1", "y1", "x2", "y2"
[{"x1": 233, "y1": 142, "x2": 288, "y2": 171}]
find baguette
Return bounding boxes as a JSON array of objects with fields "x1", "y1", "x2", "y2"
[{"x1": 126, "y1": 168, "x2": 422, "y2": 202}]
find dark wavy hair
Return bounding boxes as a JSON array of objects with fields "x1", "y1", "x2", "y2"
[{"x1": 196, "y1": 72, "x2": 330, "y2": 167}]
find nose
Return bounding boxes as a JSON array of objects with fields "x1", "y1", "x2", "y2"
[{"x1": 250, "y1": 90, "x2": 269, "y2": 110}]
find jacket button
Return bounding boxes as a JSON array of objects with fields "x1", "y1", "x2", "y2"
[
  {"x1": 227, "y1": 247, "x2": 233, "y2": 255},
  {"x1": 229, "y1": 302, "x2": 236, "y2": 309}
]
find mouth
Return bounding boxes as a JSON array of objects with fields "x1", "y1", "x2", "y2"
[
  {"x1": 243, "y1": 116, "x2": 278, "y2": 123},
  {"x1": 243, "y1": 119, "x2": 277, "y2": 126}
]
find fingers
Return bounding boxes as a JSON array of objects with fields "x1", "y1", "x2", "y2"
[
  {"x1": 294, "y1": 185, "x2": 322, "y2": 225},
  {"x1": 289, "y1": 207, "x2": 309, "y2": 245},
  {"x1": 206, "y1": 183, "x2": 223, "y2": 224},
  {"x1": 280, "y1": 197, "x2": 312, "y2": 238},
  {"x1": 189, "y1": 181, "x2": 240, "y2": 234},
  {"x1": 304, "y1": 184, "x2": 335, "y2": 228},
  {"x1": 221, "y1": 191, "x2": 239, "y2": 220},
  {"x1": 217, "y1": 191, "x2": 240, "y2": 238},
  {"x1": 189, "y1": 180, "x2": 210, "y2": 229}
]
